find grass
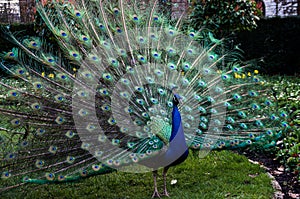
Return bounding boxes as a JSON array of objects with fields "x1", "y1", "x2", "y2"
[
  {"x1": 1, "y1": 75, "x2": 286, "y2": 199},
  {"x1": 1, "y1": 150, "x2": 274, "y2": 199}
]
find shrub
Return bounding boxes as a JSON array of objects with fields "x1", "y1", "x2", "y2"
[
  {"x1": 187, "y1": 0, "x2": 260, "y2": 37},
  {"x1": 268, "y1": 76, "x2": 300, "y2": 177}
]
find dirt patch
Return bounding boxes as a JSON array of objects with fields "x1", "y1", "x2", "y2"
[{"x1": 236, "y1": 150, "x2": 299, "y2": 199}]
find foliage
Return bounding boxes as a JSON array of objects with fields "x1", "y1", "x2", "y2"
[
  {"x1": 267, "y1": 76, "x2": 300, "y2": 178},
  {"x1": 187, "y1": 0, "x2": 260, "y2": 37},
  {"x1": 234, "y1": 16, "x2": 300, "y2": 76},
  {"x1": 0, "y1": 151, "x2": 274, "y2": 199}
]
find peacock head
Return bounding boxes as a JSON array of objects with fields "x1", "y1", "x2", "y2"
[
  {"x1": 171, "y1": 86, "x2": 182, "y2": 106},
  {"x1": 173, "y1": 93, "x2": 182, "y2": 106}
]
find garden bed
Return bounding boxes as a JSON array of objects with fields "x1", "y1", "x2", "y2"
[{"x1": 240, "y1": 149, "x2": 299, "y2": 199}]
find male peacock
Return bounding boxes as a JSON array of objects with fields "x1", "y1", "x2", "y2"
[{"x1": 0, "y1": 0, "x2": 289, "y2": 197}]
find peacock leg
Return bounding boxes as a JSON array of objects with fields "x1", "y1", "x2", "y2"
[
  {"x1": 152, "y1": 170, "x2": 161, "y2": 198},
  {"x1": 162, "y1": 167, "x2": 170, "y2": 197}
]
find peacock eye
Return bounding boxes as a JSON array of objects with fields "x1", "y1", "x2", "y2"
[
  {"x1": 252, "y1": 104, "x2": 258, "y2": 109},
  {"x1": 265, "y1": 100, "x2": 271, "y2": 106},
  {"x1": 133, "y1": 15, "x2": 139, "y2": 21},
  {"x1": 281, "y1": 122, "x2": 288, "y2": 127},
  {"x1": 204, "y1": 68, "x2": 210, "y2": 74},
  {"x1": 46, "y1": 173, "x2": 55, "y2": 180},
  {"x1": 280, "y1": 112, "x2": 287, "y2": 117},
  {"x1": 139, "y1": 37, "x2": 145, "y2": 43},
  {"x1": 119, "y1": 49, "x2": 125, "y2": 54},
  {"x1": 58, "y1": 175, "x2": 65, "y2": 181},
  {"x1": 20, "y1": 140, "x2": 28, "y2": 147},
  {"x1": 113, "y1": 8, "x2": 120, "y2": 15},
  {"x1": 66, "y1": 130, "x2": 75, "y2": 138},
  {"x1": 266, "y1": 130, "x2": 273, "y2": 135},
  {"x1": 151, "y1": 98, "x2": 157, "y2": 103},
  {"x1": 187, "y1": 49, "x2": 193, "y2": 54},
  {"x1": 183, "y1": 63, "x2": 190, "y2": 70},
  {"x1": 75, "y1": 10, "x2": 81, "y2": 17},
  {"x1": 12, "y1": 119, "x2": 20, "y2": 125},
  {"x1": 99, "y1": 24, "x2": 105, "y2": 29},
  {"x1": 7, "y1": 153, "x2": 16, "y2": 159},
  {"x1": 116, "y1": 27, "x2": 122, "y2": 33},
  {"x1": 155, "y1": 70, "x2": 163, "y2": 77},
  {"x1": 3, "y1": 171, "x2": 11, "y2": 178}
]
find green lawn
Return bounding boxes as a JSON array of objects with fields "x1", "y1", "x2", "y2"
[{"x1": 1, "y1": 150, "x2": 274, "y2": 199}]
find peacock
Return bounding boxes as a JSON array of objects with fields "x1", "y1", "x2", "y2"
[{"x1": 0, "y1": 0, "x2": 289, "y2": 198}]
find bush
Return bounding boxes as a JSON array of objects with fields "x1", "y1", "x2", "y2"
[
  {"x1": 187, "y1": 0, "x2": 260, "y2": 37},
  {"x1": 234, "y1": 17, "x2": 300, "y2": 75},
  {"x1": 267, "y1": 76, "x2": 300, "y2": 177}
]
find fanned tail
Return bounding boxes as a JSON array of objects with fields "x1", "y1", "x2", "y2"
[{"x1": 0, "y1": 0, "x2": 288, "y2": 193}]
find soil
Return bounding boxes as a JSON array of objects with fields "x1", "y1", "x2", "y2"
[{"x1": 236, "y1": 150, "x2": 299, "y2": 199}]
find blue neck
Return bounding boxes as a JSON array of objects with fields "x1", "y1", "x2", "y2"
[
  {"x1": 169, "y1": 105, "x2": 182, "y2": 142},
  {"x1": 169, "y1": 104, "x2": 188, "y2": 150},
  {"x1": 164, "y1": 104, "x2": 189, "y2": 167}
]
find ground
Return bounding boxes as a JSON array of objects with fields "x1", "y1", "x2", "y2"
[{"x1": 239, "y1": 150, "x2": 300, "y2": 199}]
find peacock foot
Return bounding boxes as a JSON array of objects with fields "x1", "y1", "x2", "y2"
[
  {"x1": 161, "y1": 190, "x2": 170, "y2": 197},
  {"x1": 152, "y1": 190, "x2": 161, "y2": 198}
]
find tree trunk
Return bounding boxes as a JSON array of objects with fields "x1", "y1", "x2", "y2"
[
  {"x1": 171, "y1": 0, "x2": 188, "y2": 19},
  {"x1": 19, "y1": 0, "x2": 35, "y2": 23}
]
